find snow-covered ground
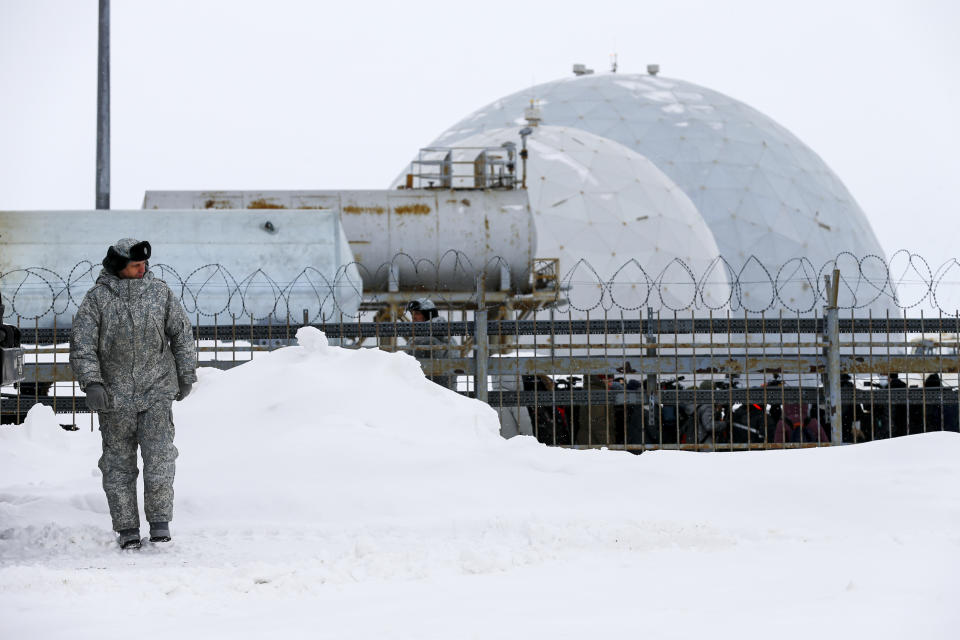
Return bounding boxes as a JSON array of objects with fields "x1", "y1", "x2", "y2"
[{"x1": 2, "y1": 327, "x2": 958, "y2": 639}]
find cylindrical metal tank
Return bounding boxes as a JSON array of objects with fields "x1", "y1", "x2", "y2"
[
  {"x1": 141, "y1": 189, "x2": 537, "y2": 294},
  {"x1": 0, "y1": 209, "x2": 360, "y2": 328}
]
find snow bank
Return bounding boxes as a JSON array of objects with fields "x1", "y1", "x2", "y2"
[{"x1": 2, "y1": 327, "x2": 958, "y2": 639}]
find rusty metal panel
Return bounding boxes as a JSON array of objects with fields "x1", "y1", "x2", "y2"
[
  {"x1": 339, "y1": 192, "x2": 391, "y2": 289},
  {"x1": 388, "y1": 193, "x2": 440, "y2": 290},
  {"x1": 289, "y1": 194, "x2": 339, "y2": 210}
]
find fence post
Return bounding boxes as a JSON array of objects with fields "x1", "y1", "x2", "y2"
[
  {"x1": 825, "y1": 269, "x2": 842, "y2": 445},
  {"x1": 474, "y1": 275, "x2": 489, "y2": 403},
  {"x1": 645, "y1": 306, "x2": 657, "y2": 417}
]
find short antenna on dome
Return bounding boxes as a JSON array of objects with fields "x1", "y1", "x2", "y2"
[
  {"x1": 647, "y1": 64, "x2": 660, "y2": 76},
  {"x1": 524, "y1": 99, "x2": 542, "y2": 127},
  {"x1": 610, "y1": 53, "x2": 618, "y2": 73}
]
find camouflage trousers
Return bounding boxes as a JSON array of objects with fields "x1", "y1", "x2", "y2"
[{"x1": 98, "y1": 401, "x2": 177, "y2": 531}]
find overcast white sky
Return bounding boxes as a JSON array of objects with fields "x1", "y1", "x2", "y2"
[{"x1": 1, "y1": 0, "x2": 958, "y2": 271}]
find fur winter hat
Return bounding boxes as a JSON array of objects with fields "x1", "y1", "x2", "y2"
[{"x1": 102, "y1": 238, "x2": 151, "y2": 275}]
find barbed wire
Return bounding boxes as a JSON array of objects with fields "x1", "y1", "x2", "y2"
[
  {"x1": 2, "y1": 250, "x2": 960, "y2": 324},
  {"x1": 555, "y1": 250, "x2": 960, "y2": 315}
]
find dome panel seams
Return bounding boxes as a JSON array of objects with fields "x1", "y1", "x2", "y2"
[{"x1": 426, "y1": 73, "x2": 888, "y2": 284}]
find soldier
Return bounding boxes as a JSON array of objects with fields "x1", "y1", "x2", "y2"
[
  {"x1": 70, "y1": 238, "x2": 197, "y2": 549},
  {"x1": 406, "y1": 298, "x2": 453, "y2": 390}
]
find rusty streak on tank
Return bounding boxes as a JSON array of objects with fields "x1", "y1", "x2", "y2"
[
  {"x1": 247, "y1": 198, "x2": 287, "y2": 209},
  {"x1": 393, "y1": 204, "x2": 431, "y2": 215},
  {"x1": 343, "y1": 205, "x2": 385, "y2": 215},
  {"x1": 203, "y1": 199, "x2": 235, "y2": 209}
]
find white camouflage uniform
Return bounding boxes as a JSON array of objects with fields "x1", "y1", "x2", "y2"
[{"x1": 70, "y1": 239, "x2": 197, "y2": 531}]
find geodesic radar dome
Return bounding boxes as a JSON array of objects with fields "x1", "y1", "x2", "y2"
[
  {"x1": 395, "y1": 125, "x2": 730, "y2": 311},
  {"x1": 427, "y1": 73, "x2": 892, "y2": 312}
]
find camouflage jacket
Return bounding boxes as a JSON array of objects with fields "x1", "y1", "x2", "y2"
[
  {"x1": 409, "y1": 316, "x2": 452, "y2": 362},
  {"x1": 408, "y1": 317, "x2": 455, "y2": 389},
  {"x1": 70, "y1": 270, "x2": 197, "y2": 412}
]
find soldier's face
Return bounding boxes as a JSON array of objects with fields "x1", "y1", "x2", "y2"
[
  {"x1": 411, "y1": 311, "x2": 427, "y2": 322},
  {"x1": 119, "y1": 260, "x2": 147, "y2": 279}
]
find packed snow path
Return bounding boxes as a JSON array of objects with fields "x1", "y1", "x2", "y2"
[{"x1": 2, "y1": 328, "x2": 958, "y2": 638}]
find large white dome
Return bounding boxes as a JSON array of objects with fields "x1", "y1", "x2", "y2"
[
  {"x1": 396, "y1": 125, "x2": 730, "y2": 311},
  {"x1": 427, "y1": 73, "x2": 892, "y2": 312}
]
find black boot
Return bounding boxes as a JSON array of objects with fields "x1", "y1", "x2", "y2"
[
  {"x1": 117, "y1": 528, "x2": 141, "y2": 550},
  {"x1": 149, "y1": 521, "x2": 171, "y2": 543}
]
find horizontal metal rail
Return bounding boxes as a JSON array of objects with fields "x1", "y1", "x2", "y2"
[
  {"x1": 5, "y1": 387, "x2": 957, "y2": 418},
  {"x1": 417, "y1": 354, "x2": 960, "y2": 377},
  {"x1": 13, "y1": 353, "x2": 960, "y2": 384},
  {"x1": 483, "y1": 387, "x2": 960, "y2": 406},
  {"x1": 15, "y1": 360, "x2": 247, "y2": 383},
  {"x1": 13, "y1": 314, "x2": 960, "y2": 344},
  {"x1": 2, "y1": 396, "x2": 89, "y2": 415},
  {"x1": 564, "y1": 442, "x2": 835, "y2": 451},
  {"x1": 17, "y1": 317, "x2": 960, "y2": 344}
]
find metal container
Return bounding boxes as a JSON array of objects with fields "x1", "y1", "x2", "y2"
[
  {"x1": 142, "y1": 189, "x2": 537, "y2": 294},
  {"x1": 0, "y1": 209, "x2": 360, "y2": 328}
]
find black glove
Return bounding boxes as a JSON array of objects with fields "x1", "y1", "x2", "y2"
[
  {"x1": 176, "y1": 381, "x2": 192, "y2": 401},
  {"x1": 85, "y1": 383, "x2": 110, "y2": 411}
]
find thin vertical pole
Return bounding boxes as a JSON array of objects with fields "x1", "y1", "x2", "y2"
[
  {"x1": 825, "y1": 270, "x2": 842, "y2": 446},
  {"x1": 52, "y1": 314, "x2": 58, "y2": 424},
  {"x1": 920, "y1": 310, "x2": 927, "y2": 431},
  {"x1": 474, "y1": 275, "x2": 488, "y2": 404},
  {"x1": 620, "y1": 310, "x2": 627, "y2": 448},
  {"x1": 549, "y1": 309, "x2": 557, "y2": 445},
  {"x1": 850, "y1": 306, "x2": 858, "y2": 441},
  {"x1": 743, "y1": 309, "x2": 751, "y2": 449},
  {"x1": 867, "y1": 310, "x2": 875, "y2": 440},
  {"x1": 16, "y1": 316, "x2": 21, "y2": 423},
  {"x1": 532, "y1": 308, "x2": 540, "y2": 441},
  {"x1": 779, "y1": 310, "x2": 786, "y2": 449},
  {"x1": 672, "y1": 310, "x2": 680, "y2": 446},
  {"x1": 647, "y1": 307, "x2": 659, "y2": 448},
  {"x1": 761, "y1": 312, "x2": 769, "y2": 444},
  {"x1": 96, "y1": 0, "x2": 110, "y2": 209},
  {"x1": 71, "y1": 314, "x2": 77, "y2": 426},
  {"x1": 514, "y1": 307, "x2": 521, "y2": 435},
  {"x1": 885, "y1": 309, "x2": 893, "y2": 438},
  {"x1": 33, "y1": 318, "x2": 39, "y2": 405},
  {"x1": 585, "y1": 309, "x2": 592, "y2": 446},
  {"x1": 724, "y1": 310, "x2": 731, "y2": 451}
]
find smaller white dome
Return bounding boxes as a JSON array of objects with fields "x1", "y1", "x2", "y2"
[{"x1": 424, "y1": 126, "x2": 731, "y2": 311}]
